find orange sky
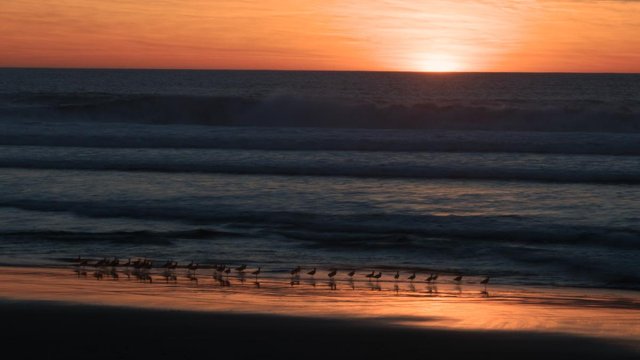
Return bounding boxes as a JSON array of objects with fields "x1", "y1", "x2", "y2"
[{"x1": 1, "y1": 0, "x2": 639, "y2": 72}]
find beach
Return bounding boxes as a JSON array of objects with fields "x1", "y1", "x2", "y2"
[
  {"x1": 1, "y1": 265, "x2": 639, "y2": 359},
  {"x1": 1, "y1": 69, "x2": 639, "y2": 359}
]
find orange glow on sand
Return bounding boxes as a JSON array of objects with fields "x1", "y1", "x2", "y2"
[
  {"x1": 1, "y1": 266, "x2": 639, "y2": 344},
  {"x1": 1, "y1": 1, "x2": 639, "y2": 72}
]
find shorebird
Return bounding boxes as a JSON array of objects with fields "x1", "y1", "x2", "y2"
[
  {"x1": 347, "y1": 270, "x2": 356, "y2": 278},
  {"x1": 132, "y1": 258, "x2": 144, "y2": 268},
  {"x1": 307, "y1": 268, "x2": 316, "y2": 276},
  {"x1": 394, "y1": 271, "x2": 400, "y2": 280},
  {"x1": 426, "y1": 273, "x2": 434, "y2": 283},
  {"x1": 251, "y1": 267, "x2": 261, "y2": 279},
  {"x1": 235, "y1": 264, "x2": 247, "y2": 272},
  {"x1": 95, "y1": 257, "x2": 108, "y2": 267},
  {"x1": 453, "y1": 275, "x2": 463, "y2": 283},
  {"x1": 480, "y1": 276, "x2": 490, "y2": 286},
  {"x1": 74, "y1": 256, "x2": 89, "y2": 266},
  {"x1": 187, "y1": 261, "x2": 198, "y2": 272},
  {"x1": 290, "y1": 266, "x2": 301, "y2": 276},
  {"x1": 224, "y1": 267, "x2": 231, "y2": 276},
  {"x1": 327, "y1": 269, "x2": 337, "y2": 278},
  {"x1": 109, "y1": 258, "x2": 119, "y2": 267},
  {"x1": 408, "y1": 272, "x2": 416, "y2": 281},
  {"x1": 373, "y1": 272, "x2": 382, "y2": 280},
  {"x1": 365, "y1": 271, "x2": 375, "y2": 279}
]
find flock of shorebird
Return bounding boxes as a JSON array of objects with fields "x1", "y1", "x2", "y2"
[{"x1": 71, "y1": 256, "x2": 490, "y2": 287}]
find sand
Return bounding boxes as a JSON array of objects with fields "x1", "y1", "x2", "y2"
[
  {"x1": 1, "y1": 266, "x2": 639, "y2": 359},
  {"x1": 2, "y1": 300, "x2": 638, "y2": 360}
]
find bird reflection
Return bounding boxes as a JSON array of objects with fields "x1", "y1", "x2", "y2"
[{"x1": 328, "y1": 279, "x2": 337, "y2": 290}]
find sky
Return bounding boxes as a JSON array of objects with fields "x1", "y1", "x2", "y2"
[{"x1": 1, "y1": 0, "x2": 639, "y2": 72}]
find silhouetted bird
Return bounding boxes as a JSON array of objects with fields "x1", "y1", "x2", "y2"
[
  {"x1": 373, "y1": 272, "x2": 382, "y2": 280},
  {"x1": 327, "y1": 269, "x2": 337, "y2": 278},
  {"x1": 480, "y1": 276, "x2": 490, "y2": 285},
  {"x1": 347, "y1": 270, "x2": 356, "y2": 277},
  {"x1": 408, "y1": 272, "x2": 416, "y2": 281},
  {"x1": 454, "y1": 275, "x2": 463, "y2": 283},
  {"x1": 251, "y1": 267, "x2": 261, "y2": 279},
  {"x1": 235, "y1": 264, "x2": 247, "y2": 272},
  {"x1": 290, "y1": 266, "x2": 301, "y2": 275},
  {"x1": 365, "y1": 271, "x2": 375, "y2": 279},
  {"x1": 187, "y1": 261, "x2": 198, "y2": 272},
  {"x1": 307, "y1": 268, "x2": 316, "y2": 276},
  {"x1": 394, "y1": 271, "x2": 400, "y2": 280}
]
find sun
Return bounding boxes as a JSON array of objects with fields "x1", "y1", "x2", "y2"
[{"x1": 415, "y1": 53, "x2": 465, "y2": 72}]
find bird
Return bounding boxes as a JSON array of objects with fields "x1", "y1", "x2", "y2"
[
  {"x1": 121, "y1": 258, "x2": 132, "y2": 267},
  {"x1": 408, "y1": 272, "x2": 416, "y2": 281},
  {"x1": 77, "y1": 258, "x2": 89, "y2": 267},
  {"x1": 327, "y1": 269, "x2": 337, "y2": 278},
  {"x1": 187, "y1": 261, "x2": 198, "y2": 272},
  {"x1": 290, "y1": 266, "x2": 301, "y2": 276},
  {"x1": 394, "y1": 271, "x2": 400, "y2": 280},
  {"x1": 162, "y1": 260, "x2": 174, "y2": 268},
  {"x1": 373, "y1": 272, "x2": 382, "y2": 280},
  {"x1": 453, "y1": 275, "x2": 463, "y2": 283},
  {"x1": 224, "y1": 267, "x2": 231, "y2": 276},
  {"x1": 235, "y1": 264, "x2": 247, "y2": 272},
  {"x1": 432, "y1": 273, "x2": 439, "y2": 282},
  {"x1": 480, "y1": 276, "x2": 490, "y2": 285},
  {"x1": 347, "y1": 270, "x2": 356, "y2": 277},
  {"x1": 426, "y1": 273, "x2": 434, "y2": 282},
  {"x1": 307, "y1": 268, "x2": 316, "y2": 276},
  {"x1": 95, "y1": 257, "x2": 107, "y2": 267},
  {"x1": 365, "y1": 271, "x2": 375, "y2": 279},
  {"x1": 251, "y1": 267, "x2": 261, "y2": 279}
]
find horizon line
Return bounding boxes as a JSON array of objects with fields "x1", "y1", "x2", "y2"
[{"x1": 1, "y1": 66, "x2": 639, "y2": 75}]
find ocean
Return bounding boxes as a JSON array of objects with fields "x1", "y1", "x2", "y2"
[{"x1": 0, "y1": 68, "x2": 639, "y2": 290}]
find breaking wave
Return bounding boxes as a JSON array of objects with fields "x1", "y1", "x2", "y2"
[{"x1": 2, "y1": 92, "x2": 640, "y2": 132}]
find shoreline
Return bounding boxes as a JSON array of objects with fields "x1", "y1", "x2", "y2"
[{"x1": 1, "y1": 265, "x2": 639, "y2": 344}]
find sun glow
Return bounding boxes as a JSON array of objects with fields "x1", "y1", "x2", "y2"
[{"x1": 416, "y1": 53, "x2": 465, "y2": 72}]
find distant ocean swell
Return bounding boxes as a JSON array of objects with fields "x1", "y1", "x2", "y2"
[
  {"x1": 4, "y1": 124, "x2": 640, "y2": 156},
  {"x1": 1, "y1": 200, "x2": 638, "y2": 250},
  {"x1": 2, "y1": 93, "x2": 640, "y2": 132},
  {"x1": 1, "y1": 150, "x2": 639, "y2": 184}
]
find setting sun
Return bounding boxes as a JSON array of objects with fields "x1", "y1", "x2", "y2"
[{"x1": 415, "y1": 53, "x2": 465, "y2": 72}]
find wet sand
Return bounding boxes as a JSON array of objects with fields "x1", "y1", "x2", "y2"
[{"x1": 1, "y1": 266, "x2": 639, "y2": 359}]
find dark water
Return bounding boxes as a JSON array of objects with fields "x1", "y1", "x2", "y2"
[{"x1": 0, "y1": 69, "x2": 639, "y2": 290}]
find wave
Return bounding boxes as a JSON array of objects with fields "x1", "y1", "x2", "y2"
[
  {"x1": 2, "y1": 92, "x2": 640, "y2": 133},
  {"x1": 1, "y1": 199, "x2": 638, "y2": 250},
  {"x1": 2, "y1": 151, "x2": 639, "y2": 184},
  {"x1": 0, "y1": 229, "x2": 243, "y2": 245},
  {"x1": 3, "y1": 121, "x2": 640, "y2": 156}
]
